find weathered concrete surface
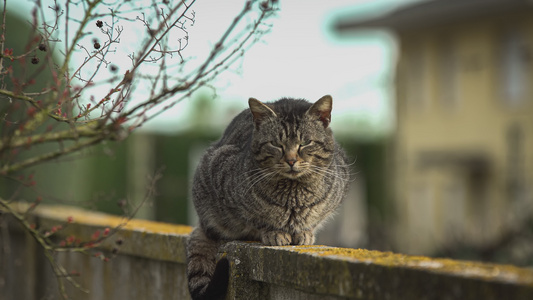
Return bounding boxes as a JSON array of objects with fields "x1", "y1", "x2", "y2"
[
  {"x1": 2, "y1": 204, "x2": 192, "y2": 300},
  {"x1": 222, "y1": 242, "x2": 533, "y2": 299},
  {"x1": 2, "y1": 204, "x2": 533, "y2": 300},
  {"x1": 27, "y1": 204, "x2": 192, "y2": 263}
]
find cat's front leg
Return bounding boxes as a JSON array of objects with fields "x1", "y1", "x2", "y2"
[
  {"x1": 292, "y1": 230, "x2": 315, "y2": 245},
  {"x1": 261, "y1": 230, "x2": 292, "y2": 246}
]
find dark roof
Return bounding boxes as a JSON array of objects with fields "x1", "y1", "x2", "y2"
[{"x1": 335, "y1": 0, "x2": 533, "y2": 32}]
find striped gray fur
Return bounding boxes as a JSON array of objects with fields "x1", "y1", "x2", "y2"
[{"x1": 186, "y1": 95, "x2": 351, "y2": 300}]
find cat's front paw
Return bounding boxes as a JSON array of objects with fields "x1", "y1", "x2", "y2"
[
  {"x1": 261, "y1": 231, "x2": 292, "y2": 246},
  {"x1": 292, "y1": 231, "x2": 315, "y2": 245}
]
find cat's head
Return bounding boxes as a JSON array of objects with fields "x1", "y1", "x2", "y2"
[{"x1": 248, "y1": 95, "x2": 336, "y2": 179}]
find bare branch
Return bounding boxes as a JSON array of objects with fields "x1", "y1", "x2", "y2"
[{"x1": 0, "y1": 0, "x2": 277, "y2": 297}]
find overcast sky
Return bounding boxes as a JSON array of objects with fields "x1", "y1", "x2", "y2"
[
  {"x1": 178, "y1": 0, "x2": 402, "y2": 138},
  {"x1": 8, "y1": 0, "x2": 421, "y2": 139}
]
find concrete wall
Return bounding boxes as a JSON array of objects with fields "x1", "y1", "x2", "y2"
[{"x1": 1, "y1": 204, "x2": 533, "y2": 300}]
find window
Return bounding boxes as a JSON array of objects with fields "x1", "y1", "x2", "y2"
[
  {"x1": 438, "y1": 36, "x2": 458, "y2": 108},
  {"x1": 500, "y1": 30, "x2": 530, "y2": 107},
  {"x1": 405, "y1": 41, "x2": 427, "y2": 110}
]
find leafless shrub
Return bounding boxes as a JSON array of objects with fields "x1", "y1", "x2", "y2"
[{"x1": 0, "y1": 0, "x2": 276, "y2": 297}]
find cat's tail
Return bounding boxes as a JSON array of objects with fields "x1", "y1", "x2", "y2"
[{"x1": 186, "y1": 227, "x2": 229, "y2": 300}]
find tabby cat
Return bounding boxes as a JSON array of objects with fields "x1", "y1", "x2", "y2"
[{"x1": 186, "y1": 95, "x2": 350, "y2": 300}]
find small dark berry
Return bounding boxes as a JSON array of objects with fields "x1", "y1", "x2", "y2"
[
  {"x1": 31, "y1": 57, "x2": 39, "y2": 64},
  {"x1": 93, "y1": 42, "x2": 101, "y2": 49},
  {"x1": 110, "y1": 65, "x2": 118, "y2": 73},
  {"x1": 115, "y1": 238, "x2": 123, "y2": 245},
  {"x1": 117, "y1": 199, "x2": 127, "y2": 208},
  {"x1": 38, "y1": 43, "x2": 47, "y2": 52},
  {"x1": 96, "y1": 20, "x2": 103, "y2": 28}
]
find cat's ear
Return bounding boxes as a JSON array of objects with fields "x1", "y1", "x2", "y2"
[
  {"x1": 307, "y1": 95, "x2": 332, "y2": 128},
  {"x1": 249, "y1": 98, "x2": 277, "y2": 128}
]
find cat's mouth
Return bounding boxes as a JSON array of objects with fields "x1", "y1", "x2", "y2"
[
  {"x1": 275, "y1": 160, "x2": 308, "y2": 179},
  {"x1": 282, "y1": 168, "x2": 305, "y2": 179}
]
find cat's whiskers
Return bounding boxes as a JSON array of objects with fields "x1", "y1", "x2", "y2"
[
  {"x1": 242, "y1": 167, "x2": 282, "y2": 195},
  {"x1": 325, "y1": 158, "x2": 358, "y2": 177},
  {"x1": 328, "y1": 158, "x2": 357, "y2": 169},
  {"x1": 246, "y1": 172, "x2": 276, "y2": 195},
  {"x1": 241, "y1": 166, "x2": 278, "y2": 184},
  {"x1": 306, "y1": 169, "x2": 345, "y2": 183},
  {"x1": 307, "y1": 165, "x2": 354, "y2": 182},
  {"x1": 245, "y1": 168, "x2": 273, "y2": 183},
  {"x1": 242, "y1": 167, "x2": 270, "y2": 175}
]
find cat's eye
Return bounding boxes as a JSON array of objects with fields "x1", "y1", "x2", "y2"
[
  {"x1": 268, "y1": 142, "x2": 283, "y2": 149},
  {"x1": 300, "y1": 140, "x2": 312, "y2": 147}
]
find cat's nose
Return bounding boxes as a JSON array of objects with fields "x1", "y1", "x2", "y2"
[{"x1": 286, "y1": 159, "x2": 297, "y2": 167}]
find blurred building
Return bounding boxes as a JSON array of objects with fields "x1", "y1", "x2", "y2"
[{"x1": 336, "y1": 0, "x2": 533, "y2": 257}]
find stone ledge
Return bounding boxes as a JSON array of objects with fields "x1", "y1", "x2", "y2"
[
  {"x1": 4, "y1": 204, "x2": 533, "y2": 300},
  {"x1": 222, "y1": 242, "x2": 533, "y2": 299},
  {"x1": 7, "y1": 203, "x2": 193, "y2": 263}
]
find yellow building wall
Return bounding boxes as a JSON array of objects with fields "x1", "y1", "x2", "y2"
[{"x1": 392, "y1": 13, "x2": 533, "y2": 255}]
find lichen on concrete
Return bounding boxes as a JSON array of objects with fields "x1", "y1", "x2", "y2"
[
  {"x1": 222, "y1": 241, "x2": 533, "y2": 300},
  {"x1": 5, "y1": 204, "x2": 533, "y2": 300}
]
